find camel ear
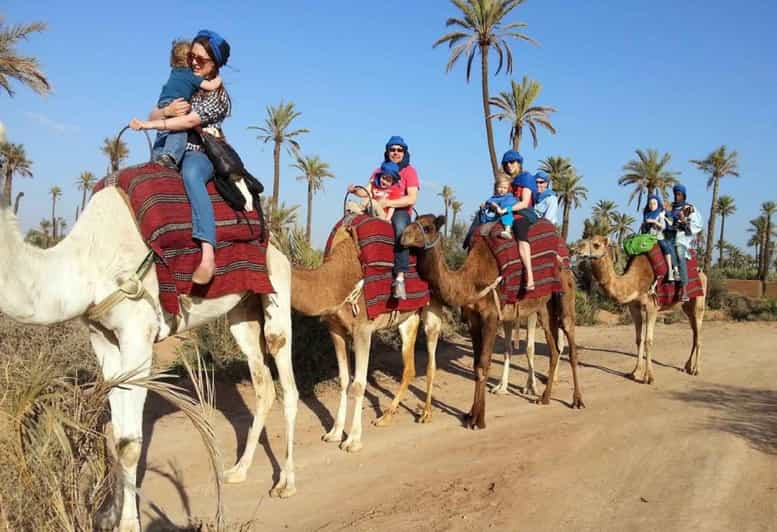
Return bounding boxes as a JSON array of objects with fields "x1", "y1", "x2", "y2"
[{"x1": 435, "y1": 215, "x2": 446, "y2": 231}]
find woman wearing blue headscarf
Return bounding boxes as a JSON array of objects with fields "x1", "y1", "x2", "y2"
[
  {"x1": 135, "y1": 30, "x2": 232, "y2": 284},
  {"x1": 503, "y1": 150, "x2": 539, "y2": 290},
  {"x1": 641, "y1": 193, "x2": 674, "y2": 281}
]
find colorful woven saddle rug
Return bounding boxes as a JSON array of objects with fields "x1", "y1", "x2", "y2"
[
  {"x1": 93, "y1": 163, "x2": 274, "y2": 314},
  {"x1": 471, "y1": 219, "x2": 564, "y2": 304},
  {"x1": 324, "y1": 214, "x2": 430, "y2": 320},
  {"x1": 645, "y1": 244, "x2": 704, "y2": 306}
]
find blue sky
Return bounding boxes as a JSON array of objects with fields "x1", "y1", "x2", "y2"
[{"x1": 3, "y1": 0, "x2": 777, "y2": 249}]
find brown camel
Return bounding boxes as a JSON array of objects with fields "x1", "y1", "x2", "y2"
[
  {"x1": 576, "y1": 235, "x2": 706, "y2": 383},
  {"x1": 401, "y1": 215, "x2": 584, "y2": 430},
  {"x1": 291, "y1": 226, "x2": 443, "y2": 452}
]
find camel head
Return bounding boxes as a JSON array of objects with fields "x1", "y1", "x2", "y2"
[
  {"x1": 400, "y1": 214, "x2": 445, "y2": 249},
  {"x1": 576, "y1": 235, "x2": 614, "y2": 261}
]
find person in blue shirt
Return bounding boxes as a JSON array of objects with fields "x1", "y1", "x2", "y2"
[
  {"x1": 479, "y1": 177, "x2": 517, "y2": 239},
  {"x1": 141, "y1": 40, "x2": 223, "y2": 169},
  {"x1": 533, "y1": 171, "x2": 559, "y2": 225}
]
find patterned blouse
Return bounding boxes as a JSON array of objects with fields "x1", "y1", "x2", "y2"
[{"x1": 185, "y1": 87, "x2": 231, "y2": 152}]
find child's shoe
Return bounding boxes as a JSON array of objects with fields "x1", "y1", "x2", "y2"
[
  {"x1": 392, "y1": 278, "x2": 407, "y2": 300},
  {"x1": 498, "y1": 227, "x2": 513, "y2": 240}
]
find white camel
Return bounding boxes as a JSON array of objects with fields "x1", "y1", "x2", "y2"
[{"x1": 0, "y1": 186, "x2": 298, "y2": 532}]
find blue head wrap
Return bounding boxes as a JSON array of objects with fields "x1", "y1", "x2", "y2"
[
  {"x1": 373, "y1": 161, "x2": 401, "y2": 187},
  {"x1": 534, "y1": 171, "x2": 555, "y2": 203},
  {"x1": 383, "y1": 136, "x2": 410, "y2": 169},
  {"x1": 501, "y1": 150, "x2": 523, "y2": 166},
  {"x1": 195, "y1": 29, "x2": 230, "y2": 67},
  {"x1": 672, "y1": 184, "x2": 688, "y2": 212},
  {"x1": 644, "y1": 193, "x2": 663, "y2": 221}
]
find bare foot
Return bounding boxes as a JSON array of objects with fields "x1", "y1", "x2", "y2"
[{"x1": 192, "y1": 261, "x2": 215, "y2": 285}]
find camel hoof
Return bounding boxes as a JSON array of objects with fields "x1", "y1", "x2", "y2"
[
  {"x1": 539, "y1": 392, "x2": 551, "y2": 405},
  {"x1": 490, "y1": 385, "x2": 509, "y2": 395},
  {"x1": 627, "y1": 371, "x2": 640, "y2": 382},
  {"x1": 270, "y1": 482, "x2": 297, "y2": 499},
  {"x1": 340, "y1": 439, "x2": 363, "y2": 453},
  {"x1": 223, "y1": 466, "x2": 247, "y2": 484},
  {"x1": 321, "y1": 429, "x2": 343, "y2": 443},
  {"x1": 373, "y1": 410, "x2": 396, "y2": 427},
  {"x1": 417, "y1": 409, "x2": 432, "y2": 424},
  {"x1": 646, "y1": 376, "x2": 655, "y2": 385},
  {"x1": 572, "y1": 396, "x2": 586, "y2": 409}
]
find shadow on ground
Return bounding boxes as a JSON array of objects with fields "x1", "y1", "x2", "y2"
[{"x1": 669, "y1": 384, "x2": 777, "y2": 455}]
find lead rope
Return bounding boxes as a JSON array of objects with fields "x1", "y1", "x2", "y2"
[{"x1": 86, "y1": 250, "x2": 156, "y2": 322}]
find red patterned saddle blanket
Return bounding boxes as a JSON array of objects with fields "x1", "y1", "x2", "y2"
[
  {"x1": 93, "y1": 163, "x2": 274, "y2": 314},
  {"x1": 324, "y1": 214, "x2": 430, "y2": 320},
  {"x1": 645, "y1": 244, "x2": 704, "y2": 305},
  {"x1": 472, "y1": 219, "x2": 564, "y2": 304}
]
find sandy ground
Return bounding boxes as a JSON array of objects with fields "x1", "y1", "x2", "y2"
[{"x1": 140, "y1": 321, "x2": 777, "y2": 531}]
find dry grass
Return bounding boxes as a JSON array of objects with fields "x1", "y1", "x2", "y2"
[{"x1": 0, "y1": 314, "x2": 224, "y2": 531}]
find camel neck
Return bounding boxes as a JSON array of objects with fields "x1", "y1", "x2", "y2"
[
  {"x1": 0, "y1": 206, "x2": 98, "y2": 324},
  {"x1": 590, "y1": 253, "x2": 653, "y2": 304},
  {"x1": 290, "y1": 237, "x2": 363, "y2": 317},
  {"x1": 417, "y1": 240, "x2": 497, "y2": 307}
]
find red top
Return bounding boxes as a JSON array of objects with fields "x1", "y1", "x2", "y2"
[
  {"x1": 371, "y1": 183, "x2": 404, "y2": 216},
  {"x1": 370, "y1": 164, "x2": 420, "y2": 213},
  {"x1": 511, "y1": 184, "x2": 534, "y2": 208}
]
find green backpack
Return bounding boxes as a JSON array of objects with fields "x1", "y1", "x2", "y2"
[{"x1": 623, "y1": 234, "x2": 657, "y2": 256}]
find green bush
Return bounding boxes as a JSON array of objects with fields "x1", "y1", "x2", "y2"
[
  {"x1": 706, "y1": 269, "x2": 728, "y2": 310},
  {"x1": 724, "y1": 295, "x2": 777, "y2": 321}
]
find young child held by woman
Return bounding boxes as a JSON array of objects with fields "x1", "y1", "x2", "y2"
[
  {"x1": 348, "y1": 161, "x2": 402, "y2": 221},
  {"x1": 479, "y1": 177, "x2": 517, "y2": 239}
]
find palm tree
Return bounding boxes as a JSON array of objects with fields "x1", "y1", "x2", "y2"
[
  {"x1": 748, "y1": 216, "x2": 766, "y2": 271},
  {"x1": 76, "y1": 170, "x2": 96, "y2": 212},
  {"x1": 760, "y1": 201, "x2": 777, "y2": 286},
  {"x1": 488, "y1": 76, "x2": 556, "y2": 151},
  {"x1": 57, "y1": 217, "x2": 67, "y2": 239},
  {"x1": 249, "y1": 100, "x2": 310, "y2": 213},
  {"x1": 715, "y1": 195, "x2": 736, "y2": 267},
  {"x1": 450, "y1": 199, "x2": 463, "y2": 235},
  {"x1": 691, "y1": 145, "x2": 740, "y2": 273},
  {"x1": 101, "y1": 136, "x2": 129, "y2": 173},
  {"x1": 0, "y1": 18, "x2": 51, "y2": 97},
  {"x1": 618, "y1": 148, "x2": 680, "y2": 209},
  {"x1": 438, "y1": 185, "x2": 455, "y2": 237},
  {"x1": 13, "y1": 190, "x2": 23, "y2": 214},
  {"x1": 553, "y1": 170, "x2": 587, "y2": 241},
  {"x1": 433, "y1": 0, "x2": 537, "y2": 177},
  {"x1": 291, "y1": 154, "x2": 335, "y2": 244},
  {"x1": 592, "y1": 199, "x2": 617, "y2": 230},
  {"x1": 0, "y1": 141, "x2": 33, "y2": 207},
  {"x1": 610, "y1": 211, "x2": 637, "y2": 251},
  {"x1": 49, "y1": 185, "x2": 61, "y2": 241},
  {"x1": 261, "y1": 196, "x2": 300, "y2": 238}
]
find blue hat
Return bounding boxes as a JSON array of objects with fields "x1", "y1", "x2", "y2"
[
  {"x1": 376, "y1": 161, "x2": 401, "y2": 183},
  {"x1": 501, "y1": 150, "x2": 523, "y2": 165},
  {"x1": 534, "y1": 170, "x2": 550, "y2": 183},
  {"x1": 673, "y1": 184, "x2": 687, "y2": 198},
  {"x1": 646, "y1": 193, "x2": 663, "y2": 210},
  {"x1": 385, "y1": 136, "x2": 408, "y2": 150},
  {"x1": 195, "y1": 29, "x2": 230, "y2": 67}
]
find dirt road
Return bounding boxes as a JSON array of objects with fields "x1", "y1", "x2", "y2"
[{"x1": 140, "y1": 321, "x2": 777, "y2": 531}]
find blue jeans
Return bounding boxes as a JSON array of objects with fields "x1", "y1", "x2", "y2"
[
  {"x1": 180, "y1": 150, "x2": 216, "y2": 245},
  {"x1": 675, "y1": 243, "x2": 689, "y2": 287},
  {"x1": 392, "y1": 210, "x2": 412, "y2": 274},
  {"x1": 152, "y1": 131, "x2": 187, "y2": 166}
]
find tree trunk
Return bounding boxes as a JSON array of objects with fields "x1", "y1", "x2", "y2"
[
  {"x1": 306, "y1": 178, "x2": 313, "y2": 244},
  {"x1": 13, "y1": 192, "x2": 23, "y2": 215},
  {"x1": 75, "y1": 204, "x2": 79, "y2": 222},
  {"x1": 704, "y1": 175, "x2": 720, "y2": 272},
  {"x1": 271, "y1": 141, "x2": 281, "y2": 213},
  {"x1": 3, "y1": 170, "x2": 12, "y2": 207},
  {"x1": 443, "y1": 202, "x2": 449, "y2": 238},
  {"x1": 451, "y1": 211, "x2": 458, "y2": 235},
  {"x1": 50, "y1": 197, "x2": 57, "y2": 242},
  {"x1": 762, "y1": 215, "x2": 773, "y2": 291},
  {"x1": 718, "y1": 214, "x2": 726, "y2": 267},
  {"x1": 81, "y1": 187, "x2": 88, "y2": 212},
  {"x1": 561, "y1": 202, "x2": 571, "y2": 241},
  {"x1": 512, "y1": 124, "x2": 522, "y2": 152},
  {"x1": 479, "y1": 44, "x2": 499, "y2": 178}
]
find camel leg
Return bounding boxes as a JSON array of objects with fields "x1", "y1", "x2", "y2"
[
  {"x1": 525, "y1": 313, "x2": 541, "y2": 395},
  {"x1": 341, "y1": 327, "x2": 372, "y2": 453},
  {"x1": 322, "y1": 324, "x2": 350, "y2": 443},
  {"x1": 491, "y1": 319, "x2": 515, "y2": 395},
  {"x1": 266, "y1": 290, "x2": 299, "y2": 497},
  {"x1": 466, "y1": 311, "x2": 498, "y2": 429},
  {"x1": 683, "y1": 296, "x2": 704, "y2": 375},
  {"x1": 539, "y1": 306, "x2": 561, "y2": 405},
  {"x1": 92, "y1": 310, "x2": 157, "y2": 532},
  {"x1": 643, "y1": 304, "x2": 658, "y2": 384},
  {"x1": 374, "y1": 313, "x2": 420, "y2": 427},
  {"x1": 627, "y1": 304, "x2": 646, "y2": 381},
  {"x1": 223, "y1": 316, "x2": 275, "y2": 485},
  {"x1": 419, "y1": 302, "x2": 442, "y2": 423}
]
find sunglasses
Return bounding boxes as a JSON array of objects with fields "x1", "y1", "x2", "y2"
[
  {"x1": 536, "y1": 180, "x2": 547, "y2": 184},
  {"x1": 388, "y1": 147, "x2": 405, "y2": 153},
  {"x1": 188, "y1": 52, "x2": 214, "y2": 66}
]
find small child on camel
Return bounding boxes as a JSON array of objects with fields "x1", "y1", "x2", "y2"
[
  {"x1": 641, "y1": 193, "x2": 675, "y2": 281},
  {"x1": 479, "y1": 177, "x2": 517, "y2": 239},
  {"x1": 348, "y1": 161, "x2": 401, "y2": 221},
  {"x1": 132, "y1": 40, "x2": 222, "y2": 169}
]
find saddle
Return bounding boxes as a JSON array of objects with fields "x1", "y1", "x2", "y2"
[{"x1": 93, "y1": 163, "x2": 274, "y2": 314}]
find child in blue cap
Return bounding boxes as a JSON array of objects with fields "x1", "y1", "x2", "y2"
[{"x1": 479, "y1": 176, "x2": 518, "y2": 239}]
